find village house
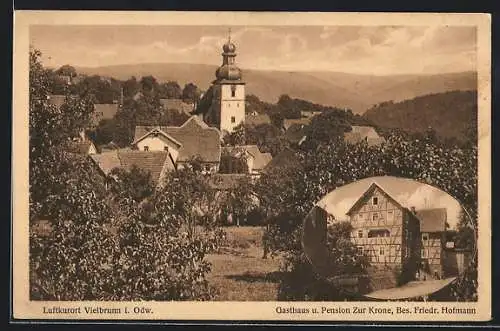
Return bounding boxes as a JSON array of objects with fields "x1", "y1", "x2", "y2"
[
  {"x1": 90, "y1": 150, "x2": 175, "y2": 188},
  {"x1": 221, "y1": 145, "x2": 272, "y2": 177},
  {"x1": 344, "y1": 182, "x2": 464, "y2": 289},
  {"x1": 415, "y1": 208, "x2": 448, "y2": 280},
  {"x1": 346, "y1": 182, "x2": 421, "y2": 286},
  {"x1": 133, "y1": 116, "x2": 222, "y2": 173},
  {"x1": 344, "y1": 125, "x2": 386, "y2": 147}
]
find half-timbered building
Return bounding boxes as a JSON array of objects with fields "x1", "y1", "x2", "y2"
[{"x1": 346, "y1": 183, "x2": 421, "y2": 283}]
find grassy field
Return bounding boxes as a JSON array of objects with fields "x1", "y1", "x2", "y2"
[{"x1": 205, "y1": 226, "x2": 283, "y2": 301}]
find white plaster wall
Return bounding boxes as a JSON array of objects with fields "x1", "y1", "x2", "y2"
[{"x1": 136, "y1": 135, "x2": 180, "y2": 162}]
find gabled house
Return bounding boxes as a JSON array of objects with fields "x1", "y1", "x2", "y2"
[
  {"x1": 344, "y1": 126, "x2": 386, "y2": 147},
  {"x1": 133, "y1": 116, "x2": 222, "y2": 173},
  {"x1": 90, "y1": 150, "x2": 175, "y2": 188},
  {"x1": 221, "y1": 145, "x2": 272, "y2": 177},
  {"x1": 132, "y1": 127, "x2": 183, "y2": 162},
  {"x1": 346, "y1": 182, "x2": 421, "y2": 286}
]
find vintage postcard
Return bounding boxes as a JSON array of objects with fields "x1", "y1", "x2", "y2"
[{"x1": 12, "y1": 11, "x2": 491, "y2": 322}]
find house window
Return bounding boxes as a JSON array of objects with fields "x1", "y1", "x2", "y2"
[
  {"x1": 144, "y1": 146, "x2": 149, "y2": 151},
  {"x1": 372, "y1": 197, "x2": 378, "y2": 205},
  {"x1": 372, "y1": 213, "x2": 378, "y2": 221},
  {"x1": 379, "y1": 247, "x2": 385, "y2": 256},
  {"x1": 422, "y1": 248, "x2": 428, "y2": 258},
  {"x1": 422, "y1": 233, "x2": 429, "y2": 242},
  {"x1": 357, "y1": 230, "x2": 363, "y2": 238},
  {"x1": 237, "y1": 102, "x2": 239, "y2": 107},
  {"x1": 387, "y1": 210, "x2": 394, "y2": 220},
  {"x1": 368, "y1": 229, "x2": 390, "y2": 238},
  {"x1": 231, "y1": 116, "x2": 236, "y2": 123},
  {"x1": 364, "y1": 213, "x2": 369, "y2": 221},
  {"x1": 231, "y1": 85, "x2": 236, "y2": 97},
  {"x1": 205, "y1": 164, "x2": 211, "y2": 172},
  {"x1": 357, "y1": 246, "x2": 364, "y2": 256}
]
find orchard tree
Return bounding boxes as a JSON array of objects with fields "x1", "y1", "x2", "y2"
[{"x1": 182, "y1": 82, "x2": 201, "y2": 103}]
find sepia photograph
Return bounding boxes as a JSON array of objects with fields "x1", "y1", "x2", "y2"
[{"x1": 12, "y1": 11, "x2": 490, "y2": 321}]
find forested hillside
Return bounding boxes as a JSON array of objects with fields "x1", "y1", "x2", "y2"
[{"x1": 363, "y1": 90, "x2": 477, "y2": 142}]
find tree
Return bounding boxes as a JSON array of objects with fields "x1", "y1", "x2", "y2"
[
  {"x1": 221, "y1": 176, "x2": 256, "y2": 226},
  {"x1": 159, "y1": 81, "x2": 182, "y2": 99},
  {"x1": 92, "y1": 118, "x2": 116, "y2": 145},
  {"x1": 55, "y1": 64, "x2": 77, "y2": 78},
  {"x1": 122, "y1": 76, "x2": 140, "y2": 98},
  {"x1": 112, "y1": 99, "x2": 137, "y2": 147},
  {"x1": 219, "y1": 148, "x2": 249, "y2": 174},
  {"x1": 140, "y1": 75, "x2": 159, "y2": 96},
  {"x1": 259, "y1": 128, "x2": 478, "y2": 301},
  {"x1": 182, "y1": 83, "x2": 201, "y2": 103},
  {"x1": 109, "y1": 165, "x2": 155, "y2": 204}
]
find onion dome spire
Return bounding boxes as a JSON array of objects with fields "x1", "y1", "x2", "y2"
[{"x1": 215, "y1": 28, "x2": 242, "y2": 81}]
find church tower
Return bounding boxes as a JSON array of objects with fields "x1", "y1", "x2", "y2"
[{"x1": 207, "y1": 30, "x2": 245, "y2": 134}]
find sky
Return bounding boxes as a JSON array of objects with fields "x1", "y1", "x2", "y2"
[
  {"x1": 316, "y1": 176, "x2": 464, "y2": 230},
  {"x1": 30, "y1": 25, "x2": 477, "y2": 75}
]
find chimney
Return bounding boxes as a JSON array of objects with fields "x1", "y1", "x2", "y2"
[{"x1": 410, "y1": 206, "x2": 416, "y2": 214}]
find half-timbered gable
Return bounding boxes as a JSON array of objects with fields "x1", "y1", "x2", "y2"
[{"x1": 346, "y1": 183, "x2": 420, "y2": 281}]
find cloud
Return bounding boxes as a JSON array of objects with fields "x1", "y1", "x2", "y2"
[{"x1": 32, "y1": 25, "x2": 476, "y2": 74}]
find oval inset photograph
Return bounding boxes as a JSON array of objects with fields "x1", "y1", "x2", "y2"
[{"x1": 302, "y1": 175, "x2": 476, "y2": 302}]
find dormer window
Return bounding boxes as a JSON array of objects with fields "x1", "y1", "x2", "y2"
[
  {"x1": 144, "y1": 146, "x2": 149, "y2": 151},
  {"x1": 164, "y1": 146, "x2": 169, "y2": 152}
]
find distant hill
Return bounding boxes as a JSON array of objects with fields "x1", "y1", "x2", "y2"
[
  {"x1": 363, "y1": 90, "x2": 477, "y2": 141},
  {"x1": 76, "y1": 63, "x2": 477, "y2": 114}
]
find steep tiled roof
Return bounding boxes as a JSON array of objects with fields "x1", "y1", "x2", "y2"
[
  {"x1": 90, "y1": 151, "x2": 121, "y2": 175},
  {"x1": 160, "y1": 98, "x2": 194, "y2": 115},
  {"x1": 134, "y1": 116, "x2": 221, "y2": 163},
  {"x1": 344, "y1": 126, "x2": 386, "y2": 147},
  {"x1": 246, "y1": 114, "x2": 271, "y2": 126},
  {"x1": 416, "y1": 208, "x2": 447, "y2": 233},
  {"x1": 90, "y1": 150, "x2": 175, "y2": 184},
  {"x1": 117, "y1": 151, "x2": 174, "y2": 183},
  {"x1": 346, "y1": 182, "x2": 406, "y2": 216}
]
